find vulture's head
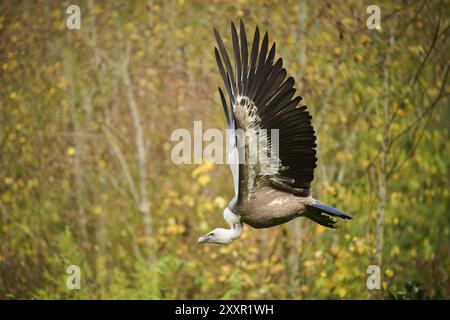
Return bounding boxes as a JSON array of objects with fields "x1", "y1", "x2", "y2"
[
  {"x1": 198, "y1": 208, "x2": 243, "y2": 244},
  {"x1": 198, "y1": 228, "x2": 234, "y2": 245}
]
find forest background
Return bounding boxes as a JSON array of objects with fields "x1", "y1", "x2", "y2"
[{"x1": 0, "y1": 0, "x2": 448, "y2": 299}]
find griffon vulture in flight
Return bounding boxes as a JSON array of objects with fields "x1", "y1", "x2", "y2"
[{"x1": 198, "y1": 21, "x2": 352, "y2": 245}]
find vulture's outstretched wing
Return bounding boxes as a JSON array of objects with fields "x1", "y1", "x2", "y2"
[
  {"x1": 218, "y1": 86, "x2": 239, "y2": 208},
  {"x1": 215, "y1": 21, "x2": 317, "y2": 202}
]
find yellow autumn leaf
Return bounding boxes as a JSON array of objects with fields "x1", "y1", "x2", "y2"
[
  {"x1": 303, "y1": 260, "x2": 314, "y2": 268},
  {"x1": 338, "y1": 288, "x2": 347, "y2": 298},
  {"x1": 213, "y1": 196, "x2": 226, "y2": 208},
  {"x1": 66, "y1": 147, "x2": 76, "y2": 157},
  {"x1": 335, "y1": 151, "x2": 346, "y2": 162},
  {"x1": 385, "y1": 268, "x2": 394, "y2": 277},
  {"x1": 316, "y1": 224, "x2": 326, "y2": 235},
  {"x1": 390, "y1": 245, "x2": 400, "y2": 257},
  {"x1": 197, "y1": 175, "x2": 210, "y2": 186},
  {"x1": 271, "y1": 263, "x2": 285, "y2": 274},
  {"x1": 93, "y1": 206, "x2": 101, "y2": 216}
]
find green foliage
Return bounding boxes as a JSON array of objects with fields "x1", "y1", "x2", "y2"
[
  {"x1": 388, "y1": 281, "x2": 445, "y2": 300},
  {"x1": 221, "y1": 270, "x2": 244, "y2": 300}
]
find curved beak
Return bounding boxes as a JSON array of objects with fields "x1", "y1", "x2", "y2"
[{"x1": 198, "y1": 235, "x2": 210, "y2": 244}]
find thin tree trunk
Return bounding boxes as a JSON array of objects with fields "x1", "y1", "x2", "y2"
[
  {"x1": 290, "y1": 0, "x2": 309, "y2": 296},
  {"x1": 64, "y1": 50, "x2": 88, "y2": 245},
  {"x1": 375, "y1": 28, "x2": 395, "y2": 298},
  {"x1": 375, "y1": 157, "x2": 386, "y2": 268},
  {"x1": 122, "y1": 43, "x2": 153, "y2": 249}
]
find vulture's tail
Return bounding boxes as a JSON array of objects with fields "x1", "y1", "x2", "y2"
[{"x1": 305, "y1": 201, "x2": 352, "y2": 228}]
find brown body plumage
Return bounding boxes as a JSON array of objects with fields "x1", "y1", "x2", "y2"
[{"x1": 236, "y1": 186, "x2": 313, "y2": 228}]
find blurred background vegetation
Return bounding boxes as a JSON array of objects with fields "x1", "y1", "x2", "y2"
[{"x1": 0, "y1": 0, "x2": 449, "y2": 299}]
